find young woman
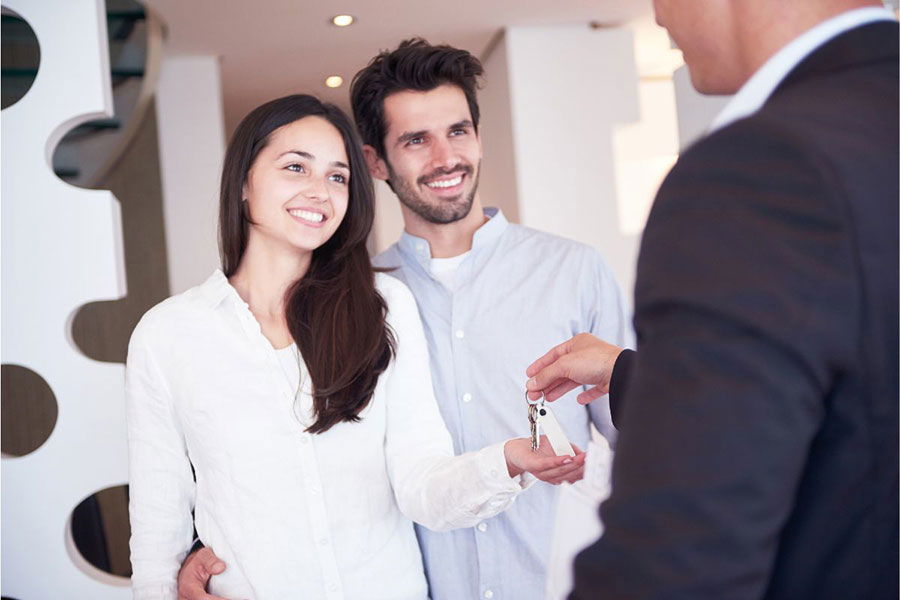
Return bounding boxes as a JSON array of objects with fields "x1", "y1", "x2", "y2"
[{"x1": 126, "y1": 95, "x2": 584, "y2": 599}]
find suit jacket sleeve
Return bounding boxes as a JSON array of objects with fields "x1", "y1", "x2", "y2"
[
  {"x1": 608, "y1": 348, "x2": 635, "y2": 428},
  {"x1": 572, "y1": 117, "x2": 858, "y2": 598}
]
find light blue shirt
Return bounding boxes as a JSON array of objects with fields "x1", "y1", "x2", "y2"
[{"x1": 373, "y1": 208, "x2": 631, "y2": 600}]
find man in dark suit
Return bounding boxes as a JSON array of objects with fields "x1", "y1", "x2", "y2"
[{"x1": 526, "y1": 1, "x2": 898, "y2": 598}]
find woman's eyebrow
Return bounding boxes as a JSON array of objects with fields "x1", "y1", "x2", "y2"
[{"x1": 277, "y1": 150, "x2": 348, "y2": 170}]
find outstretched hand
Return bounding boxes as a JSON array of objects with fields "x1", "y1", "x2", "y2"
[
  {"x1": 525, "y1": 333, "x2": 623, "y2": 405},
  {"x1": 504, "y1": 436, "x2": 585, "y2": 484},
  {"x1": 178, "y1": 546, "x2": 230, "y2": 600}
]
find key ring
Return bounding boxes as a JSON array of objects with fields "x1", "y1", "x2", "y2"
[{"x1": 525, "y1": 389, "x2": 544, "y2": 406}]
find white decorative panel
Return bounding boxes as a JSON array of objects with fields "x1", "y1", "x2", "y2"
[{"x1": 1, "y1": 0, "x2": 130, "y2": 597}]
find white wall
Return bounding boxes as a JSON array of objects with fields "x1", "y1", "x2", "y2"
[
  {"x1": 480, "y1": 25, "x2": 643, "y2": 306},
  {"x1": 478, "y1": 35, "x2": 521, "y2": 225},
  {"x1": 1, "y1": 0, "x2": 131, "y2": 596},
  {"x1": 155, "y1": 54, "x2": 226, "y2": 293}
]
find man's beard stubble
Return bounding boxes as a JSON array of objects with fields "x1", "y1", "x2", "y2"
[{"x1": 387, "y1": 160, "x2": 481, "y2": 225}]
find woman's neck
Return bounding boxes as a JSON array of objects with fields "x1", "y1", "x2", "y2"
[{"x1": 228, "y1": 235, "x2": 312, "y2": 318}]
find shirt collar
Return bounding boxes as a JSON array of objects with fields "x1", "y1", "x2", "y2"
[
  {"x1": 709, "y1": 6, "x2": 896, "y2": 133},
  {"x1": 196, "y1": 269, "x2": 243, "y2": 309},
  {"x1": 397, "y1": 207, "x2": 509, "y2": 267}
]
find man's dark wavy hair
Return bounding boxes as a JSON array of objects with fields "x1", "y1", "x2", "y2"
[{"x1": 350, "y1": 38, "x2": 484, "y2": 159}]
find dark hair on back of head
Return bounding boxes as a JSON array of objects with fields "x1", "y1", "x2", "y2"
[{"x1": 350, "y1": 37, "x2": 484, "y2": 159}]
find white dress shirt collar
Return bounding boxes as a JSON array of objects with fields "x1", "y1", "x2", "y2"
[{"x1": 710, "y1": 6, "x2": 896, "y2": 133}]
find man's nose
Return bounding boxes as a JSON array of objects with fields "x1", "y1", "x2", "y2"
[{"x1": 430, "y1": 137, "x2": 460, "y2": 172}]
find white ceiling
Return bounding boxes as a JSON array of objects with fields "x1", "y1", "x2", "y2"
[{"x1": 142, "y1": 0, "x2": 652, "y2": 132}]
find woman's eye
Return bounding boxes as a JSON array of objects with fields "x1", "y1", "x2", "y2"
[
  {"x1": 286, "y1": 163, "x2": 305, "y2": 173},
  {"x1": 330, "y1": 173, "x2": 347, "y2": 184}
]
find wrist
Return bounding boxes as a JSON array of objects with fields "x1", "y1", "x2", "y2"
[{"x1": 504, "y1": 439, "x2": 524, "y2": 478}]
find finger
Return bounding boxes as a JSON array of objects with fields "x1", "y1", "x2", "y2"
[
  {"x1": 196, "y1": 548, "x2": 226, "y2": 574},
  {"x1": 525, "y1": 338, "x2": 573, "y2": 378},
  {"x1": 549, "y1": 466, "x2": 585, "y2": 485},
  {"x1": 526, "y1": 360, "x2": 573, "y2": 394},
  {"x1": 534, "y1": 454, "x2": 586, "y2": 481},
  {"x1": 181, "y1": 592, "x2": 231, "y2": 600},
  {"x1": 576, "y1": 386, "x2": 606, "y2": 405},
  {"x1": 527, "y1": 453, "x2": 576, "y2": 474},
  {"x1": 543, "y1": 380, "x2": 581, "y2": 402}
]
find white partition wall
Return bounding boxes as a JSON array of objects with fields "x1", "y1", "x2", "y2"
[
  {"x1": 480, "y1": 24, "x2": 730, "y2": 307},
  {"x1": 481, "y1": 25, "x2": 644, "y2": 305},
  {"x1": 1, "y1": 0, "x2": 131, "y2": 597},
  {"x1": 155, "y1": 53, "x2": 226, "y2": 294}
]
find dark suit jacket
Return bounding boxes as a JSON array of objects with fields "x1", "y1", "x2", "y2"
[{"x1": 575, "y1": 21, "x2": 899, "y2": 599}]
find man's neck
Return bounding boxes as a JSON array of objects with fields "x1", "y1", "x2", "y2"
[
  {"x1": 402, "y1": 197, "x2": 489, "y2": 258},
  {"x1": 735, "y1": 0, "x2": 882, "y2": 80}
]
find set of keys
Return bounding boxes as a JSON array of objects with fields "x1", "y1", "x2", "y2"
[{"x1": 526, "y1": 391, "x2": 575, "y2": 457}]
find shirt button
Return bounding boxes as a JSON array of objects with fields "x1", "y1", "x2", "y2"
[
  {"x1": 462, "y1": 393, "x2": 472, "y2": 403},
  {"x1": 300, "y1": 436, "x2": 310, "y2": 444},
  {"x1": 319, "y1": 538, "x2": 329, "y2": 546},
  {"x1": 311, "y1": 485, "x2": 320, "y2": 494},
  {"x1": 484, "y1": 590, "x2": 494, "y2": 599},
  {"x1": 455, "y1": 329, "x2": 465, "y2": 339},
  {"x1": 476, "y1": 522, "x2": 488, "y2": 532},
  {"x1": 328, "y1": 582, "x2": 338, "y2": 591},
  {"x1": 490, "y1": 469, "x2": 499, "y2": 478}
]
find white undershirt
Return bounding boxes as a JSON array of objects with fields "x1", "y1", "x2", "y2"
[{"x1": 430, "y1": 251, "x2": 470, "y2": 292}]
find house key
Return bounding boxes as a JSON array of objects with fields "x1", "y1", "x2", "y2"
[{"x1": 525, "y1": 391, "x2": 576, "y2": 457}]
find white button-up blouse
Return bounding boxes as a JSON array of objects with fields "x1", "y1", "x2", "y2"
[{"x1": 126, "y1": 271, "x2": 528, "y2": 599}]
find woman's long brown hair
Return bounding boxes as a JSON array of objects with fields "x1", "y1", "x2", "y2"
[{"x1": 219, "y1": 94, "x2": 395, "y2": 434}]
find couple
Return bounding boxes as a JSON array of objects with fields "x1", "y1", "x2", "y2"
[{"x1": 126, "y1": 39, "x2": 627, "y2": 600}]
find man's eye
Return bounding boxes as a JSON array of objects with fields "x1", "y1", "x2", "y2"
[
  {"x1": 286, "y1": 163, "x2": 304, "y2": 173},
  {"x1": 450, "y1": 128, "x2": 467, "y2": 136},
  {"x1": 407, "y1": 137, "x2": 424, "y2": 146}
]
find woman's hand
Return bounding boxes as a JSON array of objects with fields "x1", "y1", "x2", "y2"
[{"x1": 503, "y1": 436, "x2": 586, "y2": 484}]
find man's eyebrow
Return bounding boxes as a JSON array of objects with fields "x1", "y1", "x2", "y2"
[
  {"x1": 277, "y1": 150, "x2": 349, "y2": 170},
  {"x1": 395, "y1": 120, "x2": 474, "y2": 146},
  {"x1": 396, "y1": 130, "x2": 428, "y2": 145}
]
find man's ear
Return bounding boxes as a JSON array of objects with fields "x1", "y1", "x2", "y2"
[{"x1": 363, "y1": 145, "x2": 390, "y2": 181}]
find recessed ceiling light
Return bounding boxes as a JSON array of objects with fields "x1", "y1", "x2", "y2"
[
  {"x1": 325, "y1": 75, "x2": 344, "y2": 88},
  {"x1": 331, "y1": 14, "x2": 354, "y2": 27}
]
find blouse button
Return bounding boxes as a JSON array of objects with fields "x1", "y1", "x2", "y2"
[{"x1": 476, "y1": 522, "x2": 488, "y2": 532}]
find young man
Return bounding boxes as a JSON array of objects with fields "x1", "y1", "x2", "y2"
[
  {"x1": 351, "y1": 39, "x2": 629, "y2": 600},
  {"x1": 177, "y1": 40, "x2": 629, "y2": 600},
  {"x1": 527, "y1": 1, "x2": 898, "y2": 598}
]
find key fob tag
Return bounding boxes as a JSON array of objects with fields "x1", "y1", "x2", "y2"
[{"x1": 536, "y1": 405, "x2": 575, "y2": 457}]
